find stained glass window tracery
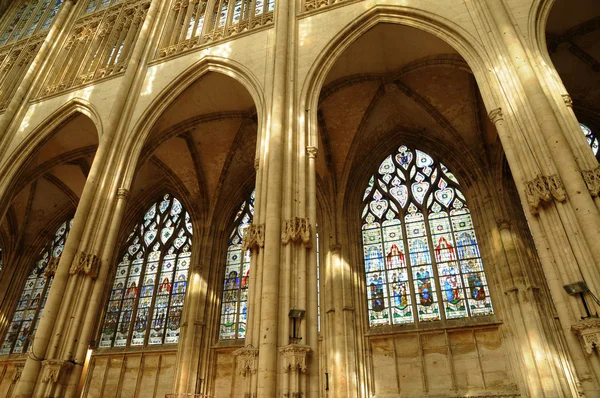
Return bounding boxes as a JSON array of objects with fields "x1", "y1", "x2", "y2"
[
  {"x1": 0, "y1": 0, "x2": 63, "y2": 46},
  {"x1": 99, "y1": 194, "x2": 193, "y2": 348},
  {"x1": 0, "y1": 219, "x2": 73, "y2": 355},
  {"x1": 581, "y1": 123, "x2": 599, "y2": 158},
  {"x1": 219, "y1": 190, "x2": 254, "y2": 340},
  {"x1": 362, "y1": 146, "x2": 493, "y2": 327}
]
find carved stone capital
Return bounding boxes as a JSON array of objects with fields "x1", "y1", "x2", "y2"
[
  {"x1": 69, "y1": 252, "x2": 100, "y2": 279},
  {"x1": 306, "y1": 146, "x2": 318, "y2": 159},
  {"x1": 562, "y1": 94, "x2": 573, "y2": 107},
  {"x1": 254, "y1": 158, "x2": 260, "y2": 171},
  {"x1": 241, "y1": 224, "x2": 265, "y2": 252},
  {"x1": 582, "y1": 165, "x2": 600, "y2": 197},
  {"x1": 11, "y1": 362, "x2": 24, "y2": 382},
  {"x1": 524, "y1": 174, "x2": 566, "y2": 214},
  {"x1": 572, "y1": 318, "x2": 600, "y2": 355},
  {"x1": 279, "y1": 344, "x2": 311, "y2": 373},
  {"x1": 44, "y1": 257, "x2": 61, "y2": 278},
  {"x1": 41, "y1": 359, "x2": 73, "y2": 384},
  {"x1": 488, "y1": 108, "x2": 503, "y2": 125},
  {"x1": 282, "y1": 217, "x2": 311, "y2": 247},
  {"x1": 233, "y1": 346, "x2": 258, "y2": 377},
  {"x1": 117, "y1": 188, "x2": 130, "y2": 200}
]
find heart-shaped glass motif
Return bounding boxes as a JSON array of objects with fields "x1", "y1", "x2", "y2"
[
  {"x1": 435, "y1": 188, "x2": 454, "y2": 208},
  {"x1": 144, "y1": 230, "x2": 157, "y2": 246}
]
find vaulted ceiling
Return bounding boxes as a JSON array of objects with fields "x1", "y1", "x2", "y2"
[{"x1": 316, "y1": 23, "x2": 497, "y2": 205}]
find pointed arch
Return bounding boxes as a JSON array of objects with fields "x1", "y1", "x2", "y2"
[
  {"x1": 300, "y1": 6, "x2": 501, "y2": 149},
  {"x1": 362, "y1": 145, "x2": 493, "y2": 326},
  {"x1": 98, "y1": 193, "x2": 193, "y2": 348},
  {"x1": 0, "y1": 218, "x2": 73, "y2": 354},
  {"x1": 124, "y1": 56, "x2": 265, "y2": 188}
]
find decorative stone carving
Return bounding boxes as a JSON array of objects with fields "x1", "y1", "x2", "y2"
[
  {"x1": 281, "y1": 217, "x2": 311, "y2": 247},
  {"x1": 254, "y1": 158, "x2": 260, "y2": 171},
  {"x1": 11, "y1": 362, "x2": 24, "y2": 382},
  {"x1": 496, "y1": 219, "x2": 511, "y2": 231},
  {"x1": 306, "y1": 146, "x2": 318, "y2": 159},
  {"x1": 562, "y1": 94, "x2": 573, "y2": 107},
  {"x1": 69, "y1": 252, "x2": 101, "y2": 279},
  {"x1": 44, "y1": 257, "x2": 61, "y2": 278},
  {"x1": 572, "y1": 318, "x2": 600, "y2": 355},
  {"x1": 41, "y1": 359, "x2": 73, "y2": 384},
  {"x1": 241, "y1": 223, "x2": 265, "y2": 252},
  {"x1": 279, "y1": 344, "x2": 311, "y2": 373},
  {"x1": 117, "y1": 187, "x2": 130, "y2": 200},
  {"x1": 488, "y1": 108, "x2": 503, "y2": 124},
  {"x1": 524, "y1": 174, "x2": 566, "y2": 214},
  {"x1": 233, "y1": 346, "x2": 258, "y2": 377},
  {"x1": 582, "y1": 165, "x2": 600, "y2": 197}
]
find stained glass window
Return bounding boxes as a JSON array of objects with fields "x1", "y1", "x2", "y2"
[
  {"x1": 362, "y1": 146, "x2": 493, "y2": 327},
  {"x1": 0, "y1": 0, "x2": 63, "y2": 46},
  {"x1": 581, "y1": 123, "x2": 599, "y2": 159},
  {"x1": 0, "y1": 219, "x2": 73, "y2": 355},
  {"x1": 98, "y1": 194, "x2": 193, "y2": 348},
  {"x1": 219, "y1": 190, "x2": 254, "y2": 340}
]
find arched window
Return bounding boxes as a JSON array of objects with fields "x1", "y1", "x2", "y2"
[
  {"x1": 219, "y1": 190, "x2": 254, "y2": 340},
  {"x1": 99, "y1": 194, "x2": 193, "y2": 348},
  {"x1": 361, "y1": 146, "x2": 493, "y2": 327},
  {"x1": 0, "y1": 219, "x2": 73, "y2": 355},
  {"x1": 581, "y1": 123, "x2": 599, "y2": 160}
]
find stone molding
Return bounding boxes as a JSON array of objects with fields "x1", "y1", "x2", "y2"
[
  {"x1": 524, "y1": 174, "x2": 567, "y2": 214},
  {"x1": 241, "y1": 224, "x2": 265, "y2": 252},
  {"x1": 233, "y1": 346, "x2": 259, "y2": 377},
  {"x1": 330, "y1": 244, "x2": 342, "y2": 255},
  {"x1": 279, "y1": 344, "x2": 311, "y2": 373},
  {"x1": 254, "y1": 158, "x2": 260, "y2": 171},
  {"x1": 41, "y1": 359, "x2": 73, "y2": 383},
  {"x1": 282, "y1": 217, "x2": 312, "y2": 247},
  {"x1": 44, "y1": 257, "x2": 61, "y2": 278},
  {"x1": 582, "y1": 165, "x2": 600, "y2": 197},
  {"x1": 572, "y1": 318, "x2": 600, "y2": 355},
  {"x1": 69, "y1": 252, "x2": 101, "y2": 279},
  {"x1": 496, "y1": 219, "x2": 511, "y2": 231}
]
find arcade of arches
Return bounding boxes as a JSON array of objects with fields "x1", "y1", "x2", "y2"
[{"x1": 0, "y1": 0, "x2": 599, "y2": 397}]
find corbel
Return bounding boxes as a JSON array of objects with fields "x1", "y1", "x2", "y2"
[
  {"x1": 281, "y1": 217, "x2": 312, "y2": 248},
  {"x1": 241, "y1": 223, "x2": 265, "y2": 252},
  {"x1": 582, "y1": 165, "x2": 600, "y2": 197}
]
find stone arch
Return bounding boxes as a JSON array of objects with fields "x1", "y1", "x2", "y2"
[
  {"x1": 0, "y1": 98, "x2": 101, "y2": 220},
  {"x1": 300, "y1": 5, "x2": 502, "y2": 149},
  {"x1": 123, "y1": 55, "x2": 265, "y2": 189}
]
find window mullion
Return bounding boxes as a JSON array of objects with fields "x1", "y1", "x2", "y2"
[{"x1": 421, "y1": 199, "x2": 447, "y2": 322}]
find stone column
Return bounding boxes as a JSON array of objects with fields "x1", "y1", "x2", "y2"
[
  {"x1": 329, "y1": 243, "x2": 347, "y2": 398},
  {"x1": 485, "y1": 0, "x2": 600, "y2": 272},
  {"x1": 13, "y1": 0, "x2": 164, "y2": 395},
  {"x1": 0, "y1": 0, "x2": 77, "y2": 162},
  {"x1": 306, "y1": 145, "x2": 319, "y2": 398},
  {"x1": 254, "y1": 0, "x2": 291, "y2": 395}
]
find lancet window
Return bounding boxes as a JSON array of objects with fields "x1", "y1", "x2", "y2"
[
  {"x1": 219, "y1": 190, "x2": 254, "y2": 340},
  {"x1": 362, "y1": 146, "x2": 493, "y2": 327},
  {"x1": 39, "y1": 0, "x2": 149, "y2": 97},
  {"x1": 581, "y1": 123, "x2": 600, "y2": 161},
  {"x1": 0, "y1": 0, "x2": 63, "y2": 109},
  {"x1": 0, "y1": 219, "x2": 72, "y2": 355},
  {"x1": 99, "y1": 194, "x2": 193, "y2": 348}
]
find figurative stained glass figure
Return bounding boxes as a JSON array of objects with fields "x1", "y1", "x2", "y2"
[
  {"x1": 366, "y1": 246, "x2": 384, "y2": 272},
  {"x1": 30, "y1": 293, "x2": 41, "y2": 309},
  {"x1": 457, "y1": 232, "x2": 478, "y2": 259},
  {"x1": 125, "y1": 281, "x2": 137, "y2": 298},
  {"x1": 175, "y1": 274, "x2": 186, "y2": 293},
  {"x1": 467, "y1": 273, "x2": 486, "y2": 301},
  {"x1": 241, "y1": 269, "x2": 250, "y2": 289},
  {"x1": 392, "y1": 283, "x2": 409, "y2": 309},
  {"x1": 386, "y1": 244, "x2": 405, "y2": 269},
  {"x1": 444, "y1": 275, "x2": 461, "y2": 303},
  {"x1": 370, "y1": 281, "x2": 386, "y2": 312},
  {"x1": 104, "y1": 313, "x2": 118, "y2": 334},
  {"x1": 416, "y1": 269, "x2": 434, "y2": 306},
  {"x1": 135, "y1": 313, "x2": 147, "y2": 331},
  {"x1": 435, "y1": 237, "x2": 455, "y2": 262},
  {"x1": 119, "y1": 312, "x2": 131, "y2": 333},
  {"x1": 159, "y1": 277, "x2": 171, "y2": 294},
  {"x1": 168, "y1": 308, "x2": 182, "y2": 330}
]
